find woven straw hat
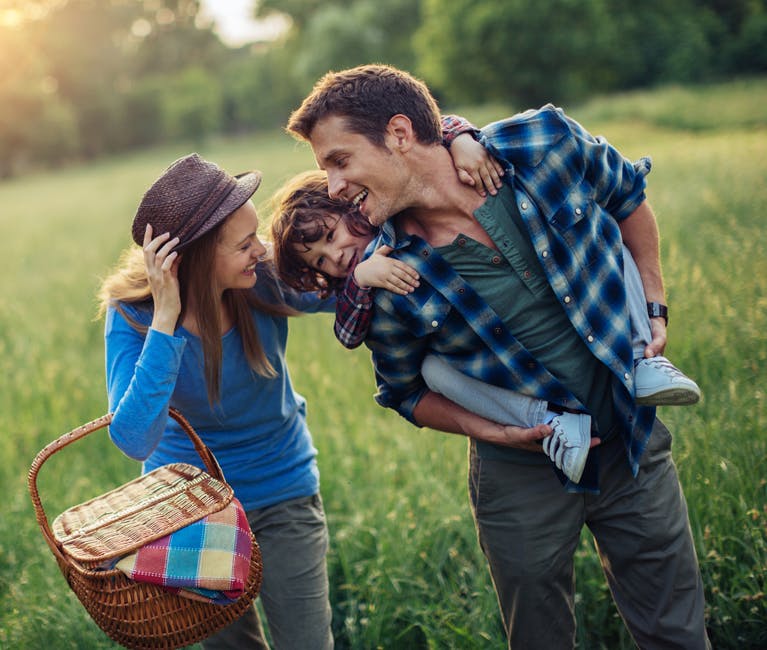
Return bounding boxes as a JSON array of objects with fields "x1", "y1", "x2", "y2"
[{"x1": 132, "y1": 153, "x2": 262, "y2": 249}]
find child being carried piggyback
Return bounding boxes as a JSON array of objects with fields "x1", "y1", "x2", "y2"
[{"x1": 270, "y1": 121, "x2": 700, "y2": 485}]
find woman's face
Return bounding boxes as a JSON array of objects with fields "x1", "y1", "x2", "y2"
[
  {"x1": 297, "y1": 213, "x2": 373, "y2": 279},
  {"x1": 214, "y1": 200, "x2": 266, "y2": 291}
]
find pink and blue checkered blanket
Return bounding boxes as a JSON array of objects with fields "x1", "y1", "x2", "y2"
[{"x1": 111, "y1": 497, "x2": 252, "y2": 604}]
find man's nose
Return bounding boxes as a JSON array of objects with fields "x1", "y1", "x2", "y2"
[{"x1": 327, "y1": 172, "x2": 346, "y2": 200}]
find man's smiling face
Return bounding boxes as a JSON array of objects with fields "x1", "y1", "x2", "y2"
[{"x1": 310, "y1": 114, "x2": 411, "y2": 228}]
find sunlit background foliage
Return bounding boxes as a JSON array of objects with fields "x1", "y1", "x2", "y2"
[{"x1": 1, "y1": 0, "x2": 766, "y2": 177}]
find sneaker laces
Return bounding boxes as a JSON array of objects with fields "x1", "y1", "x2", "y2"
[{"x1": 638, "y1": 356, "x2": 683, "y2": 377}]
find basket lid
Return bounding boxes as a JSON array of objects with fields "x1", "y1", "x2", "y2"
[{"x1": 52, "y1": 463, "x2": 233, "y2": 565}]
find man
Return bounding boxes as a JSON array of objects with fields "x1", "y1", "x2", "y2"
[{"x1": 287, "y1": 64, "x2": 709, "y2": 649}]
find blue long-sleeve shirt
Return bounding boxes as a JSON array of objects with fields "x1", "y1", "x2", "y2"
[
  {"x1": 352, "y1": 105, "x2": 656, "y2": 477},
  {"x1": 105, "y1": 260, "x2": 336, "y2": 511}
]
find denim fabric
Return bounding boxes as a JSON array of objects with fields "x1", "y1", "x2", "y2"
[
  {"x1": 421, "y1": 354, "x2": 548, "y2": 428},
  {"x1": 623, "y1": 245, "x2": 654, "y2": 358}
]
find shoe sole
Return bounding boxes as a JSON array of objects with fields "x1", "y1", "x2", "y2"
[{"x1": 636, "y1": 387, "x2": 701, "y2": 406}]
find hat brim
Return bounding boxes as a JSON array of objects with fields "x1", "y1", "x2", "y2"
[{"x1": 177, "y1": 170, "x2": 263, "y2": 250}]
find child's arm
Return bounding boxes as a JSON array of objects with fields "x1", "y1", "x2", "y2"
[
  {"x1": 441, "y1": 114, "x2": 504, "y2": 197},
  {"x1": 333, "y1": 247, "x2": 419, "y2": 350},
  {"x1": 334, "y1": 275, "x2": 373, "y2": 350}
]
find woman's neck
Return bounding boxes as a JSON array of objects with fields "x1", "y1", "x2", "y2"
[{"x1": 181, "y1": 295, "x2": 231, "y2": 336}]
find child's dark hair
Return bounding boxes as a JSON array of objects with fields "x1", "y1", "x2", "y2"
[{"x1": 270, "y1": 170, "x2": 377, "y2": 297}]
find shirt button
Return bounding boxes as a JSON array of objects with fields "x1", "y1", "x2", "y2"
[
  {"x1": 523, "y1": 270, "x2": 531, "y2": 279},
  {"x1": 457, "y1": 238, "x2": 467, "y2": 246},
  {"x1": 624, "y1": 372, "x2": 631, "y2": 381},
  {"x1": 458, "y1": 288, "x2": 465, "y2": 294},
  {"x1": 520, "y1": 201, "x2": 529, "y2": 210},
  {"x1": 575, "y1": 207, "x2": 582, "y2": 215},
  {"x1": 587, "y1": 335, "x2": 594, "y2": 343},
  {"x1": 493, "y1": 327, "x2": 502, "y2": 335},
  {"x1": 491, "y1": 255, "x2": 501, "y2": 264},
  {"x1": 431, "y1": 320, "x2": 439, "y2": 328},
  {"x1": 421, "y1": 250, "x2": 430, "y2": 257},
  {"x1": 542, "y1": 250, "x2": 548, "y2": 258},
  {"x1": 564, "y1": 296, "x2": 571, "y2": 304}
]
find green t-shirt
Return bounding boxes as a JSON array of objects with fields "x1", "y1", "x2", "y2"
[{"x1": 435, "y1": 185, "x2": 614, "y2": 462}]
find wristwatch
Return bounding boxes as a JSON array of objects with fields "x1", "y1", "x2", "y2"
[{"x1": 646, "y1": 302, "x2": 668, "y2": 325}]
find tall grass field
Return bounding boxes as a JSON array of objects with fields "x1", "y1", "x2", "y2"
[{"x1": 1, "y1": 79, "x2": 765, "y2": 649}]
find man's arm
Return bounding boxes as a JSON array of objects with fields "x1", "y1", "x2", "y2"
[
  {"x1": 619, "y1": 200, "x2": 668, "y2": 358},
  {"x1": 412, "y1": 390, "x2": 549, "y2": 452}
]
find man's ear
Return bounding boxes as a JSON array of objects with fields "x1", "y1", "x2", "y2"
[{"x1": 387, "y1": 114, "x2": 415, "y2": 152}]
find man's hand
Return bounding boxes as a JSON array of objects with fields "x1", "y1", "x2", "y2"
[
  {"x1": 413, "y1": 390, "x2": 550, "y2": 450},
  {"x1": 645, "y1": 317, "x2": 668, "y2": 358}
]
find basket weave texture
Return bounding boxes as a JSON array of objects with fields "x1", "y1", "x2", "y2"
[{"x1": 28, "y1": 408, "x2": 263, "y2": 649}]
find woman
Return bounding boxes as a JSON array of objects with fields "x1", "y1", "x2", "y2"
[{"x1": 98, "y1": 153, "x2": 334, "y2": 649}]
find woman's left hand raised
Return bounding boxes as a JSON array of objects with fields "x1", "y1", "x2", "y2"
[{"x1": 143, "y1": 224, "x2": 181, "y2": 334}]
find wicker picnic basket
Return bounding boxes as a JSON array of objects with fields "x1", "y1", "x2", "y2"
[{"x1": 28, "y1": 408, "x2": 263, "y2": 650}]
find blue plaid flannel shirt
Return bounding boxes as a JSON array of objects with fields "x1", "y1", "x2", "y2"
[{"x1": 344, "y1": 105, "x2": 657, "y2": 476}]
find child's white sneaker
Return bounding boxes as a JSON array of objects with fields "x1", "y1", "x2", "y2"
[
  {"x1": 634, "y1": 356, "x2": 701, "y2": 406},
  {"x1": 542, "y1": 411, "x2": 591, "y2": 484}
]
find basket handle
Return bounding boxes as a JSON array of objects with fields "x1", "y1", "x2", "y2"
[{"x1": 27, "y1": 407, "x2": 225, "y2": 564}]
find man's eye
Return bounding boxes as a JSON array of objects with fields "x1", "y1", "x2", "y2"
[{"x1": 316, "y1": 257, "x2": 324, "y2": 269}]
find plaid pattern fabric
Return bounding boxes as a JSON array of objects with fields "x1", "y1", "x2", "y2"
[
  {"x1": 333, "y1": 113, "x2": 478, "y2": 351},
  {"x1": 114, "y1": 497, "x2": 252, "y2": 605},
  {"x1": 345, "y1": 104, "x2": 656, "y2": 481},
  {"x1": 334, "y1": 274, "x2": 374, "y2": 349}
]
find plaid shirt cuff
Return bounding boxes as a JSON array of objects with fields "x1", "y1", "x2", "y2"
[{"x1": 334, "y1": 275, "x2": 373, "y2": 349}]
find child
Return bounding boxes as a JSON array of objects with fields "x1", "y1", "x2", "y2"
[{"x1": 271, "y1": 143, "x2": 700, "y2": 484}]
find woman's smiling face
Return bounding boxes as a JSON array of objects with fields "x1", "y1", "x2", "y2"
[{"x1": 214, "y1": 200, "x2": 266, "y2": 290}]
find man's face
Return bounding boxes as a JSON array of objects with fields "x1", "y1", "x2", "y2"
[{"x1": 309, "y1": 115, "x2": 409, "y2": 227}]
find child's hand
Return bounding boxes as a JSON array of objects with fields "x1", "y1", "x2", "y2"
[
  {"x1": 353, "y1": 246, "x2": 420, "y2": 295},
  {"x1": 450, "y1": 132, "x2": 504, "y2": 197}
]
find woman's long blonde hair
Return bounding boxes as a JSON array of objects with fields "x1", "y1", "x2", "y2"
[{"x1": 98, "y1": 220, "x2": 294, "y2": 405}]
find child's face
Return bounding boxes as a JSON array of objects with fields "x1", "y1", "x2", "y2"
[{"x1": 298, "y1": 214, "x2": 372, "y2": 279}]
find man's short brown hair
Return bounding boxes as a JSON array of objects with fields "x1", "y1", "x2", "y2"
[{"x1": 287, "y1": 64, "x2": 443, "y2": 148}]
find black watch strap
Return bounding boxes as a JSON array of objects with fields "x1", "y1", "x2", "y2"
[{"x1": 646, "y1": 302, "x2": 668, "y2": 325}]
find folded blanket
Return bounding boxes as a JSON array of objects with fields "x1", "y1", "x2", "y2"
[{"x1": 113, "y1": 497, "x2": 252, "y2": 605}]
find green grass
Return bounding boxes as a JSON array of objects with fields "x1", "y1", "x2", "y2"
[{"x1": 1, "y1": 79, "x2": 766, "y2": 648}]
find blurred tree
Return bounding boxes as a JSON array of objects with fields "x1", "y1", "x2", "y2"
[
  {"x1": 255, "y1": 0, "x2": 422, "y2": 91},
  {"x1": 220, "y1": 45, "x2": 304, "y2": 132},
  {"x1": 1, "y1": 0, "x2": 765, "y2": 177},
  {"x1": 118, "y1": 75, "x2": 166, "y2": 148},
  {"x1": 602, "y1": 0, "x2": 717, "y2": 88},
  {"x1": 0, "y1": 24, "x2": 78, "y2": 176},
  {"x1": 293, "y1": 0, "x2": 421, "y2": 86},
  {"x1": 31, "y1": 0, "x2": 144, "y2": 157},
  {"x1": 161, "y1": 66, "x2": 221, "y2": 144},
  {"x1": 131, "y1": 0, "x2": 229, "y2": 75},
  {"x1": 416, "y1": 0, "x2": 614, "y2": 107}
]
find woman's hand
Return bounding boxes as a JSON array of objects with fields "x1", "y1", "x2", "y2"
[
  {"x1": 143, "y1": 224, "x2": 181, "y2": 334},
  {"x1": 353, "y1": 245, "x2": 420, "y2": 295},
  {"x1": 450, "y1": 133, "x2": 504, "y2": 197}
]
